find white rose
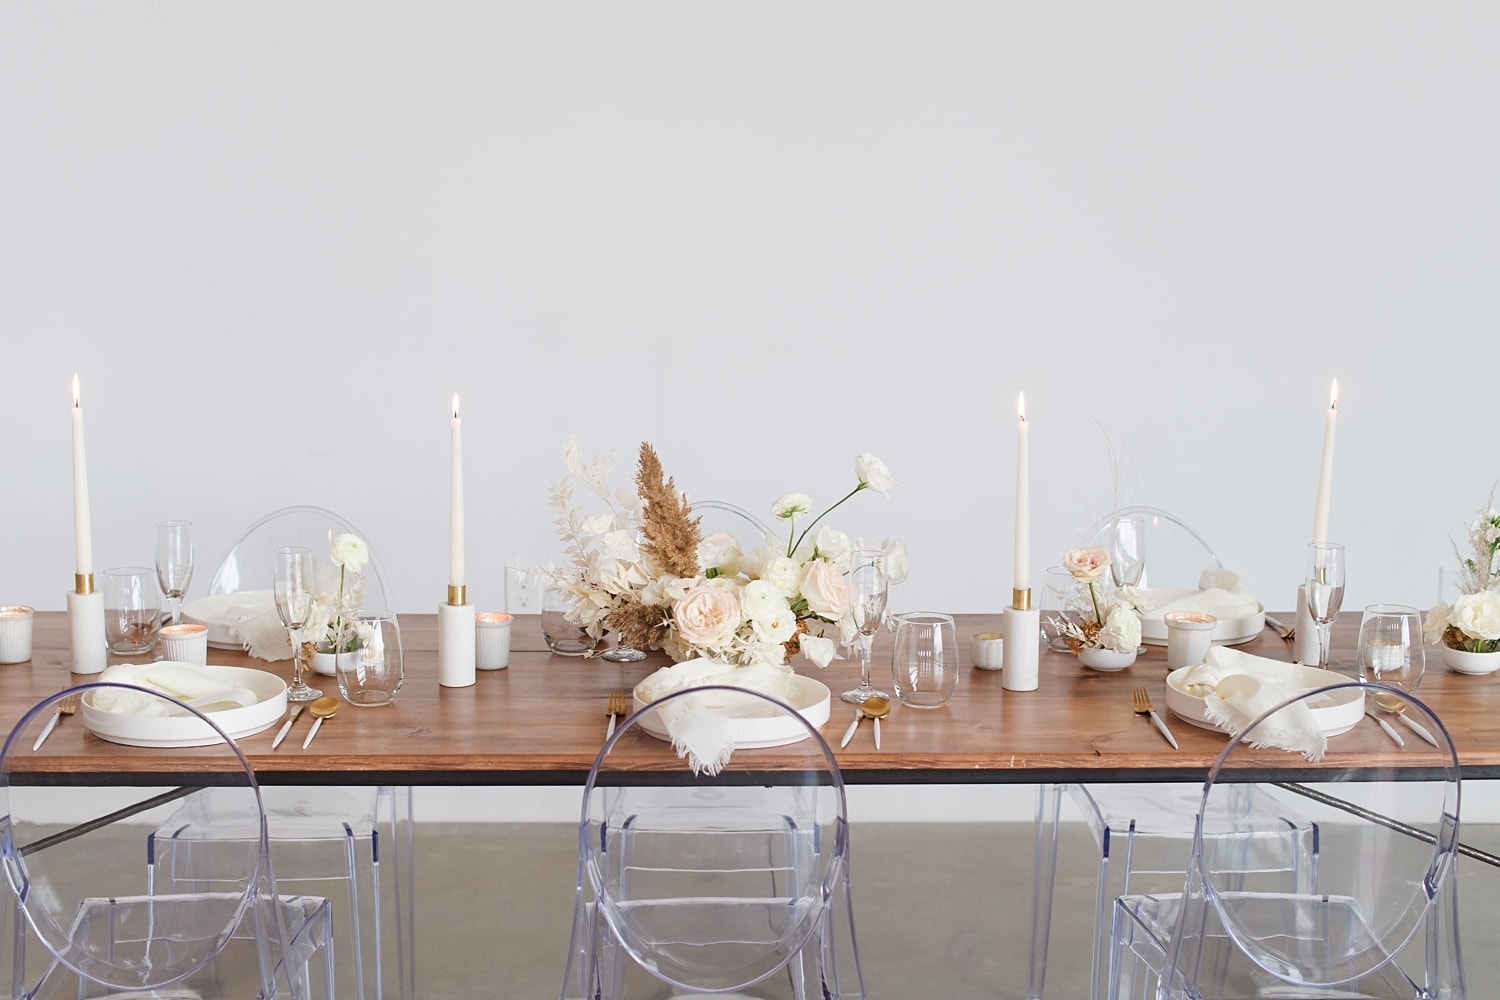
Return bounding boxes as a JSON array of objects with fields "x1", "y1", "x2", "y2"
[
  {"x1": 698, "y1": 530, "x2": 743, "y2": 577},
  {"x1": 672, "y1": 586, "x2": 743, "y2": 649},
  {"x1": 800, "y1": 634, "x2": 839, "y2": 669},
  {"x1": 1063, "y1": 546, "x2": 1111, "y2": 582},
  {"x1": 1104, "y1": 603, "x2": 1142, "y2": 653},
  {"x1": 741, "y1": 579, "x2": 790, "y2": 622},
  {"x1": 752, "y1": 607, "x2": 797, "y2": 644},
  {"x1": 813, "y1": 526, "x2": 852, "y2": 565},
  {"x1": 800, "y1": 560, "x2": 850, "y2": 621},
  {"x1": 880, "y1": 539, "x2": 909, "y2": 585},
  {"x1": 330, "y1": 534, "x2": 369, "y2": 572},
  {"x1": 1424, "y1": 602, "x2": 1453, "y2": 646},
  {"x1": 1451, "y1": 591, "x2": 1500, "y2": 641},
  {"x1": 854, "y1": 453, "x2": 897, "y2": 497},
  {"x1": 760, "y1": 556, "x2": 803, "y2": 598},
  {"x1": 771, "y1": 493, "x2": 813, "y2": 520}
]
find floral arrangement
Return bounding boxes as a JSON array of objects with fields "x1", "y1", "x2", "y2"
[
  {"x1": 1425, "y1": 493, "x2": 1500, "y2": 654},
  {"x1": 534, "y1": 437, "x2": 907, "y2": 668},
  {"x1": 1048, "y1": 546, "x2": 1142, "y2": 654},
  {"x1": 305, "y1": 533, "x2": 370, "y2": 655}
]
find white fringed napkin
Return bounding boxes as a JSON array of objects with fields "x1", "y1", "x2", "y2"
[
  {"x1": 1179, "y1": 646, "x2": 1327, "y2": 761},
  {"x1": 95, "y1": 663, "x2": 257, "y2": 717},
  {"x1": 635, "y1": 659, "x2": 796, "y2": 775},
  {"x1": 227, "y1": 607, "x2": 292, "y2": 661}
]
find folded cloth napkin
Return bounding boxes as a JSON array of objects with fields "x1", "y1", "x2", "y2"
[
  {"x1": 1139, "y1": 587, "x2": 1261, "y2": 623},
  {"x1": 94, "y1": 663, "x2": 256, "y2": 717},
  {"x1": 1179, "y1": 647, "x2": 1327, "y2": 761},
  {"x1": 636, "y1": 659, "x2": 796, "y2": 775},
  {"x1": 228, "y1": 607, "x2": 293, "y2": 661}
]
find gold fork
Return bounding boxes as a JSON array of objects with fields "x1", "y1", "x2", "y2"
[
  {"x1": 32, "y1": 693, "x2": 79, "y2": 751},
  {"x1": 1132, "y1": 686, "x2": 1178, "y2": 750},
  {"x1": 605, "y1": 689, "x2": 628, "y2": 740}
]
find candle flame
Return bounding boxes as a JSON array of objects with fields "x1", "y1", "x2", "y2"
[
  {"x1": 1329, "y1": 378, "x2": 1338, "y2": 410},
  {"x1": 1017, "y1": 392, "x2": 1026, "y2": 422},
  {"x1": 72, "y1": 374, "x2": 80, "y2": 408},
  {"x1": 452, "y1": 393, "x2": 460, "y2": 420}
]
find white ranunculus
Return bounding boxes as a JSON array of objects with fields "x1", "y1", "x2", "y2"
[
  {"x1": 760, "y1": 556, "x2": 804, "y2": 598},
  {"x1": 698, "y1": 530, "x2": 743, "y2": 577},
  {"x1": 673, "y1": 586, "x2": 742, "y2": 649},
  {"x1": 854, "y1": 453, "x2": 897, "y2": 497},
  {"x1": 330, "y1": 534, "x2": 369, "y2": 572},
  {"x1": 1063, "y1": 546, "x2": 1111, "y2": 582},
  {"x1": 880, "y1": 539, "x2": 909, "y2": 585},
  {"x1": 800, "y1": 634, "x2": 839, "y2": 668},
  {"x1": 800, "y1": 559, "x2": 850, "y2": 620},
  {"x1": 1452, "y1": 591, "x2": 1500, "y2": 641},
  {"x1": 813, "y1": 526, "x2": 852, "y2": 565},
  {"x1": 741, "y1": 579, "x2": 790, "y2": 622},
  {"x1": 1424, "y1": 602, "x2": 1453, "y2": 646},
  {"x1": 771, "y1": 493, "x2": 813, "y2": 520},
  {"x1": 752, "y1": 607, "x2": 797, "y2": 645},
  {"x1": 1104, "y1": 603, "x2": 1142, "y2": 653}
]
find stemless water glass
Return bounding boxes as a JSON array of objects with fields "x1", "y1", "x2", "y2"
[
  {"x1": 890, "y1": 612, "x2": 959, "y2": 709},
  {"x1": 337, "y1": 610, "x2": 404, "y2": 707},
  {"x1": 1357, "y1": 604, "x2": 1425, "y2": 712},
  {"x1": 841, "y1": 548, "x2": 891, "y2": 704},
  {"x1": 1305, "y1": 542, "x2": 1346, "y2": 671},
  {"x1": 541, "y1": 588, "x2": 600, "y2": 657},
  {"x1": 155, "y1": 520, "x2": 193, "y2": 626},
  {"x1": 274, "y1": 546, "x2": 322, "y2": 702},
  {"x1": 1042, "y1": 565, "x2": 1082, "y2": 652},
  {"x1": 104, "y1": 567, "x2": 161, "y2": 654}
]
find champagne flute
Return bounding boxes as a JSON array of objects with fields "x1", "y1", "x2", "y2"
[
  {"x1": 155, "y1": 520, "x2": 193, "y2": 626},
  {"x1": 1305, "y1": 542, "x2": 1346, "y2": 671},
  {"x1": 1356, "y1": 604, "x2": 1425, "y2": 712},
  {"x1": 274, "y1": 546, "x2": 322, "y2": 702},
  {"x1": 1108, "y1": 514, "x2": 1147, "y2": 651},
  {"x1": 841, "y1": 548, "x2": 890, "y2": 704}
]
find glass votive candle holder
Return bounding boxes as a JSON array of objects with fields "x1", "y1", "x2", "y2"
[
  {"x1": 158, "y1": 622, "x2": 209, "y2": 665},
  {"x1": 1164, "y1": 611, "x2": 1217, "y2": 670},
  {"x1": 970, "y1": 631, "x2": 1004, "y2": 670},
  {"x1": 0, "y1": 606, "x2": 35, "y2": 664},
  {"x1": 476, "y1": 612, "x2": 513, "y2": 670}
]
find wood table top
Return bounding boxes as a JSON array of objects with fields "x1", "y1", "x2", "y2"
[{"x1": 7, "y1": 611, "x2": 1499, "y2": 786}]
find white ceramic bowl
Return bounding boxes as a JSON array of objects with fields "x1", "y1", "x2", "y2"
[
  {"x1": 1164, "y1": 664, "x2": 1364, "y2": 738},
  {"x1": 632, "y1": 675, "x2": 832, "y2": 750},
  {"x1": 81, "y1": 664, "x2": 289, "y2": 748}
]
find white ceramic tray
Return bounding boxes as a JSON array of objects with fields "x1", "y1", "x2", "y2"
[
  {"x1": 81, "y1": 664, "x2": 289, "y2": 748},
  {"x1": 1164, "y1": 664, "x2": 1363, "y2": 738},
  {"x1": 1138, "y1": 588, "x2": 1265, "y2": 647},
  {"x1": 632, "y1": 675, "x2": 832, "y2": 750},
  {"x1": 182, "y1": 591, "x2": 275, "y2": 649}
]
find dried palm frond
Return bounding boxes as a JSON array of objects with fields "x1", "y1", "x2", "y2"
[{"x1": 636, "y1": 442, "x2": 701, "y2": 579}]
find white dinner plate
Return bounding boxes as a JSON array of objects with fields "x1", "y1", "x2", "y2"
[
  {"x1": 633, "y1": 675, "x2": 833, "y2": 750},
  {"x1": 182, "y1": 590, "x2": 275, "y2": 649},
  {"x1": 1138, "y1": 588, "x2": 1266, "y2": 647},
  {"x1": 1164, "y1": 664, "x2": 1363, "y2": 738},
  {"x1": 81, "y1": 664, "x2": 289, "y2": 748}
]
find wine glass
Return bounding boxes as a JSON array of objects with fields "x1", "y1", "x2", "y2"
[
  {"x1": 1108, "y1": 514, "x2": 1147, "y2": 651},
  {"x1": 1356, "y1": 604, "x2": 1425, "y2": 713},
  {"x1": 602, "y1": 637, "x2": 647, "y2": 662},
  {"x1": 1304, "y1": 542, "x2": 1346, "y2": 671},
  {"x1": 274, "y1": 546, "x2": 322, "y2": 702},
  {"x1": 841, "y1": 548, "x2": 890, "y2": 704},
  {"x1": 155, "y1": 520, "x2": 193, "y2": 626}
]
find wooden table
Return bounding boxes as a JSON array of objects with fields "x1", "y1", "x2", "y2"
[{"x1": 8, "y1": 611, "x2": 1500, "y2": 787}]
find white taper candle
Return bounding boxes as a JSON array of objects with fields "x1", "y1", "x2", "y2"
[
  {"x1": 449, "y1": 393, "x2": 465, "y2": 591},
  {"x1": 70, "y1": 375, "x2": 93, "y2": 580},
  {"x1": 1311, "y1": 379, "x2": 1338, "y2": 546}
]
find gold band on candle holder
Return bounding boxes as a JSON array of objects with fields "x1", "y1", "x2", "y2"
[
  {"x1": 75, "y1": 573, "x2": 94, "y2": 595},
  {"x1": 447, "y1": 585, "x2": 467, "y2": 606},
  {"x1": 1012, "y1": 588, "x2": 1031, "y2": 611}
]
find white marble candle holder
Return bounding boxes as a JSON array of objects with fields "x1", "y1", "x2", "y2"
[
  {"x1": 67, "y1": 589, "x2": 107, "y2": 674},
  {"x1": 1001, "y1": 607, "x2": 1040, "y2": 691},
  {"x1": 438, "y1": 602, "x2": 476, "y2": 688}
]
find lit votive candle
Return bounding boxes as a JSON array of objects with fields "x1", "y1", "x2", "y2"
[
  {"x1": 1164, "y1": 611, "x2": 1217, "y2": 670},
  {"x1": 158, "y1": 622, "x2": 209, "y2": 666},
  {"x1": 970, "y1": 631, "x2": 1005, "y2": 671},
  {"x1": 475, "y1": 612, "x2": 513, "y2": 671},
  {"x1": 0, "y1": 606, "x2": 35, "y2": 665}
]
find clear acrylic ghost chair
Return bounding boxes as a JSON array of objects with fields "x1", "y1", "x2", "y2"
[
  {"x1": 1108, "y1": 681, "x2": 1463, "y2": 999},
  {"x1": 1028, "y1": 506, "x2": 1315, "y2": 1000},
  {"x1": 153, "y1": 505, "x2": 414, "y2": 1000},
  {"x1": 2, "y1": 683, "x2": 335, "y2": 999},
  {"x1": 692, "y1": 499, "x2": 778, "y2": 547},
  {"x1": 561, "y1": 685, "x2": 866, "y2": 999}
]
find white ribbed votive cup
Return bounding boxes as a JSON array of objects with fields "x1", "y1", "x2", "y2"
[
  {"x1": 158, "y1": 622, "x2": 209, "y2": 665},
  {"x1": 476, "y1": 612, "x2": 513, "y2": 670},
  {"x1": 0, "y1": 606, "x2": 35, "y2": 664},
  {"x1": 1164, "y1": 611, "x2": 1217, "y2": 670},
  {"x1": 970, "y1": 631, "x2": 1004, "y2": 670}
]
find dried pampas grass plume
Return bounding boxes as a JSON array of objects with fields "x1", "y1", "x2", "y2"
[{"x1": 635, "y1": 442, "x2": 701, "y2": 580}]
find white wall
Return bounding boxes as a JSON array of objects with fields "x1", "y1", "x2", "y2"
[{"x1": 2, "y1": 5, "x2": 1497, "y2": 820}]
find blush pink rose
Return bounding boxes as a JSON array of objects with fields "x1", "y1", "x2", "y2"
[{"x1": 673, "y1": 586, "x2": 742, "y2": 649}]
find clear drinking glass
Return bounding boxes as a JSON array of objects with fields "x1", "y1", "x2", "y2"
[
  {"x1": 1305, "y1": 542, "x2": 1346, "y2": 671},
  {"x1": 841, "y1": 548, "x2": 891, "y2": 704},
  {"x1": 337, "y1": 610, "x2": 404, "y2": 707},
  {"x1": 104, "y1": 566, "x2": 161, "y2": 654},
  {"x1": 1042, "y1": 565, "x2": 1083, "y2": 652},
  {"x1": 541, "y1": 588, "x2": 600, "y2": 657},
  {"x1": 274, "y1": 546, "x2": 322, "y2": 702},
  {"x1": 1357, "y1": 604, "x2": 1425, "y2": 712},
  {"x1": 155, "y1": 520, "x2": 193, "y2": 626},
  {"x1": 890, "y1": 612, "x2": 959, "y2": 709}
]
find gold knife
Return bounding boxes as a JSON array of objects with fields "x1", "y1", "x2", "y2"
[{"x1": 271, "y1": 703, "x2": 306, "y2": 750}]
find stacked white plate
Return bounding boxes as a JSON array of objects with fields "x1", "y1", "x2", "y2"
[
  {"x1": 81, "y1": 663, "x2": 289, "y2": 748},
  {"x1": 632, "y1": 675, "x2": 832, "y2": 750},
  {"x1": 182, "y1": 591, "x2": 275, "y2": 649},
  {"x1": 1138, "y1": 587, "x2": 1266, "y2": 646},
  {"x1": 1164, "y1": 664, "x2": 1363, "y2": 738}
]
